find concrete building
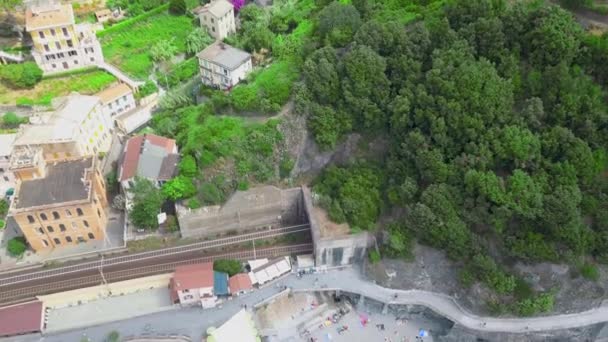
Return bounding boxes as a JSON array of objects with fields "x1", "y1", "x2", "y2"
[
  {"x1": 117, "y1": 133, "x2": 179, "y2": 192},
  {"x1": 11, "y1": 94, "x2": 113, "y2": 162},
  {"x1": 196, "y1": 0, "x2": 236, "y2": 40},
  {"x1": 25, "y1": 0, "x2": 104, "y2": 73},
  {"x1": 302, "y1": 186, "x2": 372, "y2": 267},
  {"x1": 169, "y1": 263, "x2": 218, "y2": 308},
  {"x1": 248, "y1": 256, "x2": 292, "y2": 286},
  {"x1": 206, "y1": 309, "x2": 260, "y2": 342},
  {"x1": 177, "y1": 186, "x2": 306, "y2": 239},
  {"x1": 228, "y1": 273, "x2": 253, "y2": 296},
  {"x1": 8, "y1": 155, "x2": 108, "y2": 252},
  {"x1": 0, "y1": 133, "x2": 17, "y2": 197},
  {"x1": 198, "y1": 41, "x2": 252, "y2": 90},
  {"x1": 96, "y1": 83, "x2": 136, "y2": 118}
]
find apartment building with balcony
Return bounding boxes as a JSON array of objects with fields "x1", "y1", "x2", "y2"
[
  {"x1": 96, "y1": 83, "x2": 136, "y2": 118},
  {"x1": 195, "y1": 0, "x2": 236, "y2": 40},
  {"x1": 11, "y1": 94, "x2": 113, "y2": 164},
  {"x1": 25, "y1": 0, "x2": 104, "y2": 73},
  {"x1": 8, "y1": 153, "x2": 108, "y2": 252},
  {"x1": 198, "y1": 42, "x2": 252, "y2": 90}
]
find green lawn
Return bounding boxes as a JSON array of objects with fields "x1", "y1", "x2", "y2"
[
  {"x1": 100, "y1": 12, "x2": 196, "y2": 80},
  {"x1": 0, "y1": 68, "x2": 116, "y2": 106}
]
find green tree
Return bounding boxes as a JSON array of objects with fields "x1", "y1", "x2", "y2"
[
  {"x1": 129, "y1": 178, "x2": 164, "y2": 230},
  {"x1": 7, "y1": 236, "x2": 27, "y2": 257},
  {"x1": 317, "y1": 2, "x2": 361, "y2": 46},
  {"x1": 185, "y1": 28, "x2": 213, "y2": 55},
  {"x1": 0, "y1": 199, "x2": 7, "y2": 216},
  {"x1": 213, "y1": 259, "x2": 242, "y2": 276},
  {"x1": 161, "y1": 176, "x2": 196, "y2": 201},
  {"x1": 1, "y1": 112, "x2": 27, "y2": 128},
  {"x1": 150, "y1": 40, "x2": 178, "y2": 62},
  {"x1": 179, "y1": 155, "x2": 197, "y2": 177},
  {"x1": 169, "y1": 0, "x2": 186, "y2": 14},
  {"x1": 0, "y1": 62, "x2": 43, "y2": 88}
]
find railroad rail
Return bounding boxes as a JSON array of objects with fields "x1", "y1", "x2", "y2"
[
  {"x1": 0, "y1": 223, "x2": 310, "y2": 287},
  {"x1": 0, "y1": 244, "x2": 313, "y2": 305}
]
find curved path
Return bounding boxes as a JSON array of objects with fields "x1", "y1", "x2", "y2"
[{"x1": 303, "y1": 267, "x2": 608, "y2": 334}]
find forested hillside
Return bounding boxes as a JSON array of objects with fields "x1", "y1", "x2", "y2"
[{"x1": 298, "y1": 0, "x2": 608, "y2": 315}]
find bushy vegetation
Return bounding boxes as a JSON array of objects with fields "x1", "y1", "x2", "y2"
[
  {"x1": 214, "y1": 259, "x2": 242, "y2": 276},
  {"x1": 136, "y1": 80, "x2": 159, "y2": 99},
  {"x1": 129, "y1": 178, "x2": 165, "y2": 230},
  {"x1": 0, "y1": 199, "x2": 8, "y2": 217},
  {"x1": 0, "y1": 68, "x2": 116, "y2": 106},
  {"x1": 106, "y1": 0, "x2": 168, "y2": 17},
  {"x1": 1, "y1": 112, "x2": 28, "y2": 129},
  {"x1": 101, "y1": 11, "x2": 195, "y2": 79},
  {"x1": 157, "y1": 58, "x2": 199, "y2": 88},
  {"x1": 7, "y1": 237, "x2": 27, "y2": 257},
  {"x1": 0, "y1": 62, "x2": 42, "y2": 89},
  {"x1": 294, "y1": 0, "x2": 608, "y2": 315}
]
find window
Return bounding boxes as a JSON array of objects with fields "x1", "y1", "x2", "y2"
[
  {"x1": 76, "y1": 208, "x2": 84, "y2": 216},
  {"x1": 39, "y1": 31, "x2": 45, "y2": 39},
  {"x1": 66, "y1": 236, "x2": 72, "y2": 243},
  {"x1": 47, "y1": 225, "x2": 54, "y2": 233},
  {"x1": 52, "y1": 211, "x2": 60, "y2": 220},
  {"x1": 58, "y1": 52, "x2": 64, "y2": 58},
  {"x1": 77, "y1": 236, "x2": 85, "y2": 243},
  {"x1": 74, "y1": 60, "x2": 78, "y2": 65},
  {"x1": 68, "y1": 50, "x2": 77, "y2": 56},
  {"x1": 62, "y1": 62, "x2": 68, "y2": 69},
  {"x1": 40, "y1": 213, "x2": 48, "y2": 221},
  {"x1": 24, "y1": 215, "x2": 32, "y2": 223},
  {"x1": 50, "y1": 29, "x2": 56, "y2": 36},
  {"x1": 83, "y1": 220, "x2": 89, "y2": 228},
  {"x1": 52, "y1": 64, "x2": 56, "y2": 69},
  {"x1": 55, "y1": 42, "x2": 61, "y2": 50},
  {"x1": 211, "y1": 18, "x2": 214, "y2": 23},
  {"x1": 97, "y1": 209, "x2": 101, "y2": 218},
  {"x1": 67, "y1": 39, "x2": 73, "y2": 48},
  {"x1": 2, "y1": 176, "x2": 7, "y2": 182},
  {"x1": 59, "y1": 224, "x2": 66, "y2": 232},
  {"x1": 54, "y1": 238, "x2": 60, "y2": 245},
  {"x1": 44, "y1": 44, "x2": 50, "y2": 52},
  {"x1": 37, "y1": 227, "x2": 44, "y2": 234},
  {"x1": 72, "y1": 221, "x2": 78, "y2": 229},
  {"x1": 62, "y1": 27, "x2": 68, "y2": 36},
  {"x1": 42, "y1": 239, "x2": 49, "y2": 247},
  {"x1": 65, "y1": 209, "x2": 72, "y2": 217},
  {"x1": 212, "y1": 27, "x2": 215, "y2": 32},
  {"x1": 88, "y1": 233, "x2": 95, "y2": 239},
  {"x1": 90, "y1": 57, "x2": 95, "y2": 62}
]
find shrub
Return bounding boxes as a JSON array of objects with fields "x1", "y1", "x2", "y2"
[
  {"x1": 137, "y1": 80, "x2": 159, "y2": 98},
  {"x1": 0, "y1": 62, "x2": 43, "y2": 88},
  {"x1": 187, "y1": 198, "x2": 201, "y2": 209},
  {"x1": 1, "y1": 112, "x2": 28, "y2": 128},
  {"x1": 0, "y1": 219, "x2": 5, "y2": 229},
  {"x1": 105, "y1": 331, "x2": 120, "y2": 342},
  {"x1": 580, "y1": 262, "x2": 600, "y2": 281},
  {"x1": 516, "y1": 292, "x2": 554, "y2": 316},
  {"x1": 169, "y1": 0, "x2": 187, "y2": 14},
  {"x1": 165, "y1": 215, "x2": 178, "y2": 232},
  {"x1": 279, "y1": 155, "x2": 295, "y2": 179},
  {"x1": 213, "y1": 259, "x2": 242, "y2": 276},
  {"x1": 0, "y1": 199, "x2": 7, "y2": 216},
  {"x1": 7, "y1": 237, "x2": 27, "y2": 257},
  {"x1": 368, "y1": 249, "x2": 381, "y2": 264}
]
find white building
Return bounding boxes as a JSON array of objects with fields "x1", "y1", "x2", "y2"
[
  {"x1": 96, "y1": 83, "x2": 136, "y2": 118},
  {"x1": 0, "y1": 134, "x2": 17, "y2": 197},
  {"x1": 196, "y1": 0, "x2": 236, "y2": 41},
  {"x1": 198, "y1": 42, "x2": 252, "y2": 90},
  {"x1": 248, "y1": 257, "x2": 292, "y2": 286},
  {"x1": 12, "y1": 94, "x2": 113, "y2": 161},
  {"x1": 25, "y1": 1, "x2": 104, "y2": 73}
]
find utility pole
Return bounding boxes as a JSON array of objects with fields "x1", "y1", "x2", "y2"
[{"x1": 252, "y1": 239, "x2": 256, "y2": 260}]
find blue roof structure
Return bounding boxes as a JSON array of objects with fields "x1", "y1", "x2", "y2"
[{"x1": 214, "y1": 271, "x2": 229, "y2": 296}]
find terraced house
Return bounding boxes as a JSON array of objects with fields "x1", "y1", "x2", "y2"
[
  {"x1": 195, "y1": 0, "x2": 236, "y2": 40},
  {"x1": 25, "y1": 0, "x2": 104, "y2": 73},
  {"x1": 198, "y1": 41, "x2": 252, "y2": 90}
]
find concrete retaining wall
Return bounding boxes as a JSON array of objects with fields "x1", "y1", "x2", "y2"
[{"x1": 178, "y1": 186, "x2": 307, "y2": 239}]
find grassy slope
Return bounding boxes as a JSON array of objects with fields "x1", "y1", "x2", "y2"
[{"x1": 100, "y1": 12, "x2": 195, "y2": 80}]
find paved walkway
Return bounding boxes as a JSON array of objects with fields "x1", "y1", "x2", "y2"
[{"x1": 97, "y1": 62, "x2": 145, "y2": 90}]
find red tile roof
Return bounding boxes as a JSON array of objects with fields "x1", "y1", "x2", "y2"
[
  {"x1": 229, "y1": 273, "x2": 253, "y2": 294},
  {"x1": 119, "y1": 133, "x2": 177, "y2": 182},
  {"x1": 171, "y1": 262, "x2": 214, "y2": 292},
  {"x1": 0, "y1": 300, "x2": 44, "y2": 337}
]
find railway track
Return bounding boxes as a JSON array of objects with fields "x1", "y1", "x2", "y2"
[
  {"x1": 0, "y1": 224, "x2": 310, "y2": 287},
  {"x1": 0, "y1": 243, "x2": 313, "y2": 306}
]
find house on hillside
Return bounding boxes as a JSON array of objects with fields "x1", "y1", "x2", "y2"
[
  {"x1": 25, "y1": 0, "x2": 104, "y2": 73},
  {"x1": 170, "y1": 263, "x2": 219, "y2": 308},
  {"x1": 117, "y1": 133, "x2": 179, "y2": 193},
  {"x1": 96, "y1": 83, "x2": 136, "y2": 118},
  {"x1": 0, "y1": 134, "x2": 17, "y2": 198},
  {"x1": 197, "y1": 41, "x2": 252, "y2": 90},
  {"x1": 194, "y1": 0, "x2": 236, "y2": 40}
]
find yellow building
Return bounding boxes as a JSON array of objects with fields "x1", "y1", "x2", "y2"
[
  {"x1": 11, "y1": 94, "x2": 113, "y2": 162},
  {"x1": 25, "y1": 0, "x2": 104, "y2": 73},
  {"x1": 8, "y1": 152, "x2": 108, "y2": 252}
]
